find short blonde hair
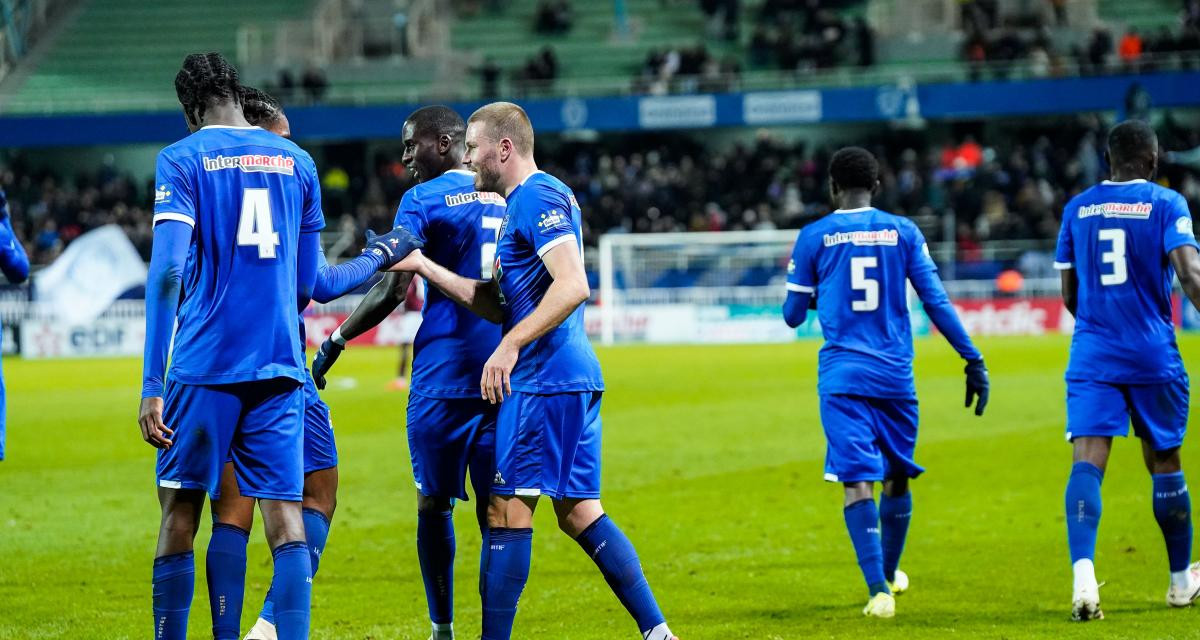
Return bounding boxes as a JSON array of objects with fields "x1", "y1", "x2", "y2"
[{"x1": 467, "y1": 102, "x2": 534, "y2": 157}]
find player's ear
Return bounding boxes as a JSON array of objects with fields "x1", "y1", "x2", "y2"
[
  {"x1": 499, "y1": 138, "x2": 512, "y2": 163},
  {"x1": 872, "y1": 179, "x2": 881, "y2": 196},
  {"x1": 438, "y1": 133, "x2": 452, "y2": 155},
  {"x1": 1103, "y1": 150, "x2": 1111, "y2": 175}
]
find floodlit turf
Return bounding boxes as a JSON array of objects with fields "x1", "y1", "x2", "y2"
[{"x1": 3, "y1": 335, "x2": 1200, "y2": 639}]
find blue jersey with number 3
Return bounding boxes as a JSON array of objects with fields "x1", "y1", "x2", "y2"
[
  {"x1": 494, "y1": 171, "x2": 603, "y2": 393},
  {"x1": 394, "y1": 169, "x2": 506, "y2": 398},
  {"x1": 787, "y1": 208, "x2": 935, "y2": 399},
  {"x1": 152, "y1": 125, "x2": 324, "y2": 386},
  {"x1": 1055, "y1": 179, "x2": 1198, "y2": 383}
]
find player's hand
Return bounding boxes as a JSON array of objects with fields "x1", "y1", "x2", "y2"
[
  {"x1": 138, "y1": 396, "x2": 173, "y2": 449},
  {"x1": 311, "y1": 338, "x2": 344, "y2": 390},
  {"x1": 386, "y1": 248, "x2": 426, "y2": 274},
  {"x1": 0, "y1": 189, "x2": 9, "y2": 221},
  {"x1": 481, "y1": 340, "x2": 519, "y2": 404},
  {"x1": 364, "y1": 226, "x2": 423, "y2": 269},
  {"x1": 964, "y1": 358, "x2": 989, "y2": 417}
]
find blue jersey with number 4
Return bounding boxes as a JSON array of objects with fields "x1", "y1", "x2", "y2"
[
  {"x1": 394, "y1": 169, "x2": 507, "y2": 398},
  {"x1": 787, "y1": 208, "x2": 935, "y2": 399},
  {"x1": 494, "y1": 171, "x2": 603, "y2": 393},
  {"x1": 1055, "y1": 179, "x2": 1198, "y2": 383},
  {"x1": 152, "y1": 125, "x2": 324, "y2": 385}
]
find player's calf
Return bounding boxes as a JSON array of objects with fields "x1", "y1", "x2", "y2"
[{"x1": 416, "y1": 493, "x2": 456, "y2": 640}]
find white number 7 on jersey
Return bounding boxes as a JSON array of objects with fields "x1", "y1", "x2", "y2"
[
  {"x1": 238, "y1": 188, "x2": 280, "y2": 259},
  {"x1": 850, "y1": 256, "x2": 879, "y2": 311}
]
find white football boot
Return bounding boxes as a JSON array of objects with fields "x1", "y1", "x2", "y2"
[
  {"x1": 889, "y1": 569, "x2": 909, "y2": 596},
  {"x1": 242, "y1": 617, "x2": 277, "y2": 640},
  {"x1": 1166, "y1": 561, "x2": 1200, "y2": 607},
  {"x1": 1071, "y1": 581, "x2": 1103, "y2": 621},
  {"x1": 862, "y1": 592, "x2": 895, "y2": 618}
]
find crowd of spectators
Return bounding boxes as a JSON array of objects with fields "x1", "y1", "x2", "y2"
[
  {"x1": 961, "y1": 0, "x2": 1200, "y2": 81},
  {"x1": 747, "y1": 2, "x2": 874, "y2": 72},
  {"x1": 633, "y1": 45, "x2": 742, "y2": 95},
  {"x1": 3, "y1": 116, "x2": 1199, "y2": 274}
]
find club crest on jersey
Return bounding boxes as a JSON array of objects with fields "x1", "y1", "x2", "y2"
[
  {"x1": 1177, "y1": 216, "x2": 1195, "y2": 237},
  {"x1": 154, "y1": 183, "x2": 173, "y2": 205},
  {"x1": 202, "y1": 154, "x2": 296, "y2": 176},
  {"x1": 823, "y1": 229, "x2": 899, "y2": 247},
  {"x1": 1077, "y1": 202, "x2": 1152, "y2": 219},
  {"x1": 537, "y1": 209, "x2": 571, "y2": 234}
]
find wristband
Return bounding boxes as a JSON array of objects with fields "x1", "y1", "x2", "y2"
[{"x1": 330, "y1": 327, "x2": 347, "y2": 346}]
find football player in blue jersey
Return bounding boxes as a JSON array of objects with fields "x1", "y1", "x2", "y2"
[
  {"x1": 0, "y1": 189, "x2": 29, "y2": 462},
  {"x1": 387, "y1": 102, "x2": 678, "y2": 640},
  {"x1": 782, "y1": 147, "x2": 988, "y2": 618},
  {"x1": 138, "y1": 58, "x2": 415, "y2": 640},
  {"x1": 191, "y1": 86, "x2": 417, "y2": 640},
  {"x1": 311, "y1": 105, "x2": 505, "y2": 640},
  {"x1": 1054, "y1": 120, "x2": 1200, "y2": 621}
]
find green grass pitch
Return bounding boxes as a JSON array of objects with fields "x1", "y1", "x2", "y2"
[{"x1": 4, "y1": 335, "x2": 1200, "y2": 639}]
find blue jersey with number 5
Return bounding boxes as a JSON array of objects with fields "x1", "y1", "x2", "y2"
[
  {"x1": 787, "y1": 208, "x2": 934, "y2": 399},
  {"x1": 1055, "y1": 179, "x2": 1198, "y2": 383},
  {"x1": 394, "y1": 169, "x2": 506, "y2": 398},
  {"x1": 152, "y1": 125, "x2": 325, "y2": 386}
]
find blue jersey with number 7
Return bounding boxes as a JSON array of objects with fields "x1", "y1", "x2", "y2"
[
  {"x1": 1055, "y1": 179, "x2": 1198, "y2": 384},
  {"x1": 152, "y1": 125, "x2": 325, "y2": 386},
  {"x1": 393, "y1": 169, "x2": 506, "y2": 398}
]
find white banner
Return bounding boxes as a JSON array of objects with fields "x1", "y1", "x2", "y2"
[
  {"x1": 637, "y1": 96, "x2": 717, "y2": 129},
  {"x1": 21, "y1": 318, "x2": 145, "y2": 359},
  {"x1": 33, "y1": 225, "x2": 147, "y2": 324},
  {"x1": 743, "y1": 90, "x2": 822, "y2": 124}
]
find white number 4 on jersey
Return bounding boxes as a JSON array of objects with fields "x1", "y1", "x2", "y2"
[{"x1": 238, "y1": 188, "x2": 280, "y2": 259}]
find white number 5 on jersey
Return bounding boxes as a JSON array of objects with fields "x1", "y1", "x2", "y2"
[
  {"x1": 850, "y1": 256, "x2": 879, "y2": 311},
  {"x1": 238, "y1": 188, "x2": 280, "y2": 259}
]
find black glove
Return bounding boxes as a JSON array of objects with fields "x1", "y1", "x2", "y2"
[
  {"x1": 364, "y1": 226, "x2": 423, "y2": 269},
  {"x1": 964, "y1": 358, "x2": 989, "y2": 417},
  {"x1": 311, "y1": 337, "x2": 344, "y2": 390}
]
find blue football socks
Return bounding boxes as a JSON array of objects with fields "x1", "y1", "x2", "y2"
[
  {"x1": 879, "y1": 492, "x2": 913, "y2": 583},
  {"x1": 481, "y1": 527, "x2": 532, "y2": 640},
  {"x1": 260, "y1": 508, "x2": 331, "y2": 625},
  {"x1": 152, "y1": 551, "x2": 195, "y2": 640},
  {"x1": 417, "y1": 509, "x2": 457, "y2": 625},
  {"x1": 844, "y1": 498, "x2": 889, "y2": 596},
  {"x1": 1065, "y1": 461, "x2": 1104, "y2": 564},
  {"x1": 269, "y1": 541, "x2": 312, "y2": 639},
  {"x1": 1152, "y1": 471, "x2": 1192, "y2": 574},
  {"x1": 575, "y1": 515, "x2": 667, "y2": 635},
  {"x1": 207, "y1": 524, "x2": 249, "y2": 640}
]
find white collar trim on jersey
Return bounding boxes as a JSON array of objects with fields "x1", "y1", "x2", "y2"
[
  {"x1": 517, "y1": 170, "x2": 545, "y2": 186},
  {"x1": 833, "y1": 207, "x2": 873, "y2": 214},
  {"x1": 446, "y1": 169, "x2": 473, "y2": 176},
  {"x1": 200, "y1": 125, "x2": 261, "y2": 130},
  {"x1": 1101, "y1": 179, "x2": 1148, "y2": 185}
]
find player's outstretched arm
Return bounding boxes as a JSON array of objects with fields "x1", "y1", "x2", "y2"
[
  {"x1": 1170, "y1": 245, "x2": 1200, "y2": 312},
  {"x1": 480, "y1": 241, "x2": 589, "y2": 404},
  {"x1": 139, "y1": 220, "x2": 191, "y2": 448},
  {"x1": 297, "y1": 230, "x2": 320, "y2": 312},
  {"x1": 310, "y1": 270, "x2": 411, "y2": 389},
  {"x1": 1059, "y1": 267, "x2": 1078, "y2": 317},
  {"x1": 389, "y1": 250, "x2": 503, "y2": 324},
  {"x1": 0, "y1": 191, "x2": 29, "y2": 284},
  {"x1": 910, "y1": 265, "x2": 989, "y2": 416},
  {"x1": 782, "y1": 290, "x2": 815, "y2": 327}
]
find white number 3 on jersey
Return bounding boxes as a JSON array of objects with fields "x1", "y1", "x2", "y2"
[
  {"x1": 238, "y1": 188, "x2": 280, "y2": 259},
  {"x1": 1098, "y1": 228, "x2": 1127, "y2": 286}
]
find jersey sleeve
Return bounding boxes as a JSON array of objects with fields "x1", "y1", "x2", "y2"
[
  {"x1": 392, "y1": 190, "x2": 428, "y2": 243},
  {"x1": 1054, "y1": 207, "x2": 1074, "y2": 270},
  {"x1": 152, "y1": 151, "x2": 197, "y2": 228},
  {"x1": 785, "y1": 229, "x2": 817, "y2": 294},
  {"x1": 904, "y1": 221, "x2": 938, "y2": 277},
  {"x1": 1162, "y1": 192, "x2": 1199, "y2": 255},
  {"x1": 299, "y1": 154, "x2": 326, "y2": 233},
  {"x1": 527, "y1": 186, "x2": 579, "y2": 258}
]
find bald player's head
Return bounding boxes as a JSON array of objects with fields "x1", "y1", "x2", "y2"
[
  {"x1": 464, "y1": 102, "x2": 536, "y2": 195},
  {"x1": 1107, "y1": 120, "x2": 1158, "y2": 181}
]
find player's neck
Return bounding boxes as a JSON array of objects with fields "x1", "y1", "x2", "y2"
[
  {"x1": 200, "y1": 102, "x2": 252, "y2": 129},
  {"x1": 1108, "y1": 170, "x2": 1150, "y2": 183},
  {"x1": 503, "y1": 159, "x2": 540, "y2": 197},
  {"x1": 837, "y1": 193, "x2": 873, "y2": 211}
]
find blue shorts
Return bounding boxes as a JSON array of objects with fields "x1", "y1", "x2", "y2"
[
  {"x1": 158, "y1": 378, "x2": 304, "y2": 501},
  {"x1": 493, "y1": 391, "x2": 602, "y2": 500},
  {"x1": 820, "y1": 394, "x2": 923, "y2": 484},
  {"x1": 302, "y1": 374, "x2": 338, "y2": 474},
  {"x1": 408, "y1": 392, "x2": 497, "y2": 501},
  {"x1": 1066, "y1": 376, "x2": 1189, "y2": 451}
]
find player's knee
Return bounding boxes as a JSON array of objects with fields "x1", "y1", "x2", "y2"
[
  {"x1": 843, "y1": 481, "x2": 873, "y2": 505},
  {"x1": 417, "y1": 493, "x2": 453, "y2": 514},
  {"x1": 1150, "y1": 447, "x2": 1183, "y2": 474},
  {"x1": 553, "y1": 499, "x2": 603, "y2": 537},
  {"x1": 882, "y1": 476, "x2": 909, "y2": 497}
]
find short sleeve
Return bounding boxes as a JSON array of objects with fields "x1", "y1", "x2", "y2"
[
  {"x1": 393, "y1": 190, "x2": 428, "y2": 243},
  {"x1": 300, "y1": 155, "x2": 325, "y2": 233},
  {"x1": 785, "y1": 229, "x2": 817, "y2": 294},
  {"x1": 528, "y1": 187, "x2": 579, "y2": 258},
  {"x1": 152, "y1": 151, "x2": 197, "y2": 227},
  {"x1": 1163, "y1": 192, "x2": 1199, "y2": 256},
  {"x1": 905, "y1": 222, "x2": 937, "y2": 276},
  {"x1": 1054, "y1": 206, "x2": 1074, "y2": 270}
]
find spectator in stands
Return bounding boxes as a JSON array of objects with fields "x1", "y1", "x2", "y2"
[
  {"x1": 854, "y1": 17, "x2": 874, "y2": 67},
  {"x1": 301, "y1": 64, "x2": 329, "y2": 104},
  {"x1": 479, "y1": 55, "x2": 501, "y2": 99},
  {"x1": 1119, "y1": 28, "x2": 1144, "y2": 71},
  {"x1": 534, "y1": 0, "x2": 572, "y2": 34},
  {"x1": 1085, "y1": 28, "x2": 1113, "y2": 74}
]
